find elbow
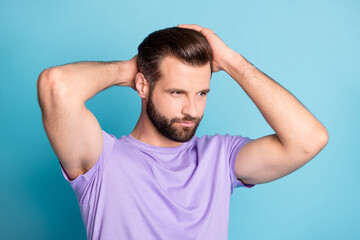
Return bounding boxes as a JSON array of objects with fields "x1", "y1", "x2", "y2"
[
  {"x1": 37, "y1": 67, "x2": 67, "y2": 108},
  {"x1": 316, "y1": 126, "x2": 329, "y2": 151},
  {"x1": 321, "y1": 126, "x2": 329, "y2": 148},
  {"x1": 37, "y1": 67, "x2": 63, "y2": 91},
  {"x1": 304, "y1": 126, "x2": 329, "y2": 156}
]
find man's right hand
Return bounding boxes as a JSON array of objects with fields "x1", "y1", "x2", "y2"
[{"x1": 115, "y1": 55, "x2": 138, "y2": 91}]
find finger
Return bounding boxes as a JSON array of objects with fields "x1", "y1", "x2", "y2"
[
  {"x1": 178, "y1": 24, "x2": 212, "y2": 38},
  {"x1": 177, "y1": 24, "x2": 205, "y2": 31}
]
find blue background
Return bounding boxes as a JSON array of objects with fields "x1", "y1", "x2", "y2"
[{"x1": 1, "y1": 0, "x2": 359, "y2": 239}]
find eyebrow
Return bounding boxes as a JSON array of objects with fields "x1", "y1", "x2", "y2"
[{"x1": 164, "y1": 88, "x2": 210, "y2": 94}]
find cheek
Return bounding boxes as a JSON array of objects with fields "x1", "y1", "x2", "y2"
[
  {"x1": 198, "y1": 98, "x2": 207, "y2": 110},
  {"x1": 166, "y1": 100, "x2": 183, "y2": 114},
  {"x1": 154, "y1": 96, "x2": 181, "y2": 115}
]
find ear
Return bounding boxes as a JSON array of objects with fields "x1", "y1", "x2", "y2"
[{"x1": 135, "y1": 72, "x2": 150, "y2": 100}]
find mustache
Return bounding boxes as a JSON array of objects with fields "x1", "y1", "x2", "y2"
[{"x1": 171, "y1": 116, "x2": 202, "y2": 123}]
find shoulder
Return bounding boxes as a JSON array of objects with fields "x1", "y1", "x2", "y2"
[
  {"x1": 194, "y1": 133, "x2": 251, "y2": 150},
  {"x1": 195, "y1": 133, "x2": 232, "y2": 142},
  {"x1": 101, "y1": 130, "x2": 119, "y2": 147},
  {"x1": 193, "y1": 133, "x2": 233, "y2": 148}
]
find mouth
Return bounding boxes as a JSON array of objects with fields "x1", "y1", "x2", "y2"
[{"x1": 176, "y1": 121, "x2": 194, "y2": 127}]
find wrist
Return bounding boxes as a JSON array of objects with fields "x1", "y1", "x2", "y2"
[
  {"x1": 114, "y1": 60, "x2": 128, "y2": 85},
  {"x1": 115, "y1": 58, "x2": 137, "y2": 87},
  {"x1": 223, "y1": 52, "x2": 257, "y2": 79}
]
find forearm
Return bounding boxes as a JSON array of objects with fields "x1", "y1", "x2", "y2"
[
  {"x1": 39, "y1": 59, "x2": 136, "y2": 104},
  {"x1": 223, "y1": 52, "x2": 328, "y2": 153}
]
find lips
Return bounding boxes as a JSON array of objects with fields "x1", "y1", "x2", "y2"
[{"x1": 177, "y1": 121, "x2": 194, "y2": 127}]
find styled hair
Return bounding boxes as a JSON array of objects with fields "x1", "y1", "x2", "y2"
[{"x1": 137, "y1": 26, "x2": 213, "y2": 91}]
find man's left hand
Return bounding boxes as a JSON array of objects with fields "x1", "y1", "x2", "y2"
[{"x1": 177, "y1": 24, "x2": 236, "y2": 73}]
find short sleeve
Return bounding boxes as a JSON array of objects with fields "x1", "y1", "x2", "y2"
[
  {"x1": 59, "y1": 129, "x2": 117, "y2": 204},
  {"x1": 227, "y1": 134, "x2": 255, "y2": 194}
]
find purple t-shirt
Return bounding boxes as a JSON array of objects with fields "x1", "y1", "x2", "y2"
[{"x1": 60, "y1": 129, "x2": 255, "y2": 239}]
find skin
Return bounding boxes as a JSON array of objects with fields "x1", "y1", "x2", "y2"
[
  {"x1": 38, "y1": 24, "x2": 328, "y2": 184},
  {"x1": 130, "y1": 55, "x2": 211, "y2": 147}
]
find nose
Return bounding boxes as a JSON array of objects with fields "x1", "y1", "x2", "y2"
[{"x1": 181, "y1": 96, "x2": 197, "y2": 118}]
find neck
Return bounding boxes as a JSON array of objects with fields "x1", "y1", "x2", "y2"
[{"x1": 130, "y1": 104, "x2": 183, "y2": 148}]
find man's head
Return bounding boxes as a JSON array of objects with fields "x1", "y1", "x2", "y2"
[{"x1": 135, "y1": 27, "x2": 213, "y2": 142}]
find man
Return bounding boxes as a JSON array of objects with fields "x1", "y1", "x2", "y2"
[{"x1": 37, "y1": 24, "x2": 328, "y2": 239}]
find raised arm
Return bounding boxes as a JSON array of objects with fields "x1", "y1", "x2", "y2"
[
  {"x1": 37, "y1": 55, "x2": 138, "y2": 180},
  {"x1": 178, "y1": 24, "x2": 328, "y2": 185}
]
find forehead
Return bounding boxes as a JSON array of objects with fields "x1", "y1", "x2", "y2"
[{"x1": 156, "y1": 55, "x2": 211, "y2": 90}]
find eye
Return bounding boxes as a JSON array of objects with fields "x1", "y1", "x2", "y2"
[
  {"x1": 171, "y1": 91, "x2": 182, "y2": 96},
  {"x1": 198, "y1": 92, "x2": 207, "y2": 96}
]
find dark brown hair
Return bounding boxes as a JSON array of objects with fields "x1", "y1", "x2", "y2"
[{"x1": 137, "y1": 26, "x2": 213, "y2": 91}]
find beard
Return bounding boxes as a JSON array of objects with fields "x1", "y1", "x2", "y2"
[{"x1": 146, "y1": 91, "x2": 203, "y2": 143}]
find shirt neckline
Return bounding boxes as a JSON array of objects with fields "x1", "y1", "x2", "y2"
[{"x1": 125, "y1": 134, "x2": 196, "y2": 153}]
